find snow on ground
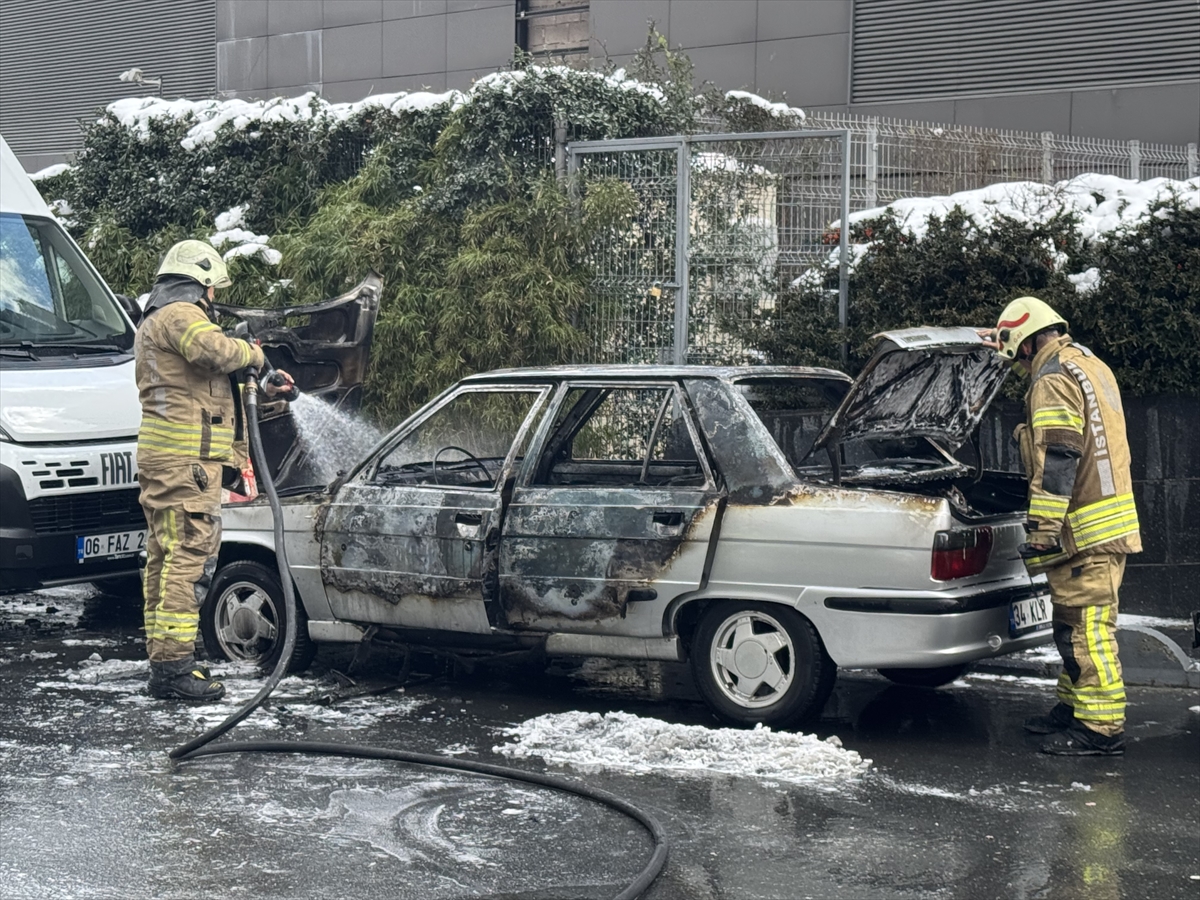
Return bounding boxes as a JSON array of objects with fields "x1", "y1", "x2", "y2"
[
  {"x1": 1120, "y1": 613, "x2": 1193, "y2": 630},
  {"x1": 493, "y1": 710, "x2": 871, "y2": 785},
  {"x1": 33, "y1": 655, "x2": 423, "y2": 732}
]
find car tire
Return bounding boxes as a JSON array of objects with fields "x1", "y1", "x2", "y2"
[
  {"x1": 876, "y1": 663, "x2": 969, "y2": 687},
  {"x1": 91, "y1": 573, "x2": 144, "y2": 601},
  {"x1": 690, "y1": 601, "x2": 836, "y2": 729},
  {"x1": 201, "y1": 560, "x2": 316, "y2": 673}
]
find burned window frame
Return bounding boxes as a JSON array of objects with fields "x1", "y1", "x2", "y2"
[
  {"x1": 360, "y1": 383, "x2": 554, "y2": 493},
  {"x1": 518, "y1": 379, "x2": 716, "y2": 490}
]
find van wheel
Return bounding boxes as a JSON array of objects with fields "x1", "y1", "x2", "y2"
[
  {"x1": 201, "y1": 560, "x2": 316, "y2": 673},
  {"x1": 691, "y1": 602, "x2": 836, "y2": 729},
  {"x1": 877, "y1": 664, "x2": 969, "y2": 687}
]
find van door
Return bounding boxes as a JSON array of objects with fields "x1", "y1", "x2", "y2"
[
  {"x1": 319, "y1": 386, "x2": 548, "y2": 632},
  {"x1": 500, "y1": 383, "x2": 722, "y2": 633}
]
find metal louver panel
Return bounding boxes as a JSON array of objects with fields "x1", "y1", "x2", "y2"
[
  {"x1": 0, "y1": 0, "x2": 215, "y2": 161},
  {"x1": 852, "y1": 0, "x2": 1200, "y2": 104}
]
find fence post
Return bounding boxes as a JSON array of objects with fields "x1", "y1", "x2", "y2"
[
  {"x1": 839, "y1": 131, "x2": 852, "y2": 366},
  {"x1": 1188, "y1": 143, "x2": 1198, "y2": 179},
  {"x1": 1041, "y1": 131, "x2": 1054, "y2": 184},
  {"x1": 554, "y1": 116, "x2": 568, "y2": 182},
  {"x1": 1129, "y1": 139, "x2": 1141, "y2": 180},
  {"x1": 673, "y1": 139, "x2": 690, "y2": 366},
  {"x1": 866, "y1": 116, "x2": 878, "y2": 207}
]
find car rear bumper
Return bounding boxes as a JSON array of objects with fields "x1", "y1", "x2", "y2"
[{"x1": 811, "y1": 583, "x2": 1054, "y2": 668}]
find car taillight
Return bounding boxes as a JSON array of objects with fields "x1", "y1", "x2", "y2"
[{"x1": 931, "y1": 527, "x2": 993, "y2": 580}]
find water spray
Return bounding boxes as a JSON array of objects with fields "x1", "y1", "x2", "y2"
[{"x1": 167, "y1": 361, "x2": 669, "y2": 899}]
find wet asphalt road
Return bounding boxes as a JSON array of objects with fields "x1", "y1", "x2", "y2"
[{"x1": 1, "y1": 584, "x2": 1198, "y2": 900}]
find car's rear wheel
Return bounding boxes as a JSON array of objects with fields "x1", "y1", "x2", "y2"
[
  {"x1": 201, "y1": 560, "x2": 316, "y2": 673},
  {"x1": 690, "y1": 601, "x2": 836, "y2": 728},
  {"x1": 876, "y1": 663, "x2": 969, "y2": 687}
]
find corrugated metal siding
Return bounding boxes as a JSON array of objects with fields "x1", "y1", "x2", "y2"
[
  {"x1": 0, "y1": 0, "x2": 215, "y2": 161},
  {"x1": 852, "y1": 0, "x2": 1200, "y2": 104}
]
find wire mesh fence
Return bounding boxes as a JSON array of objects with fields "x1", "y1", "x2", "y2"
[{"x1": 569, "y1": 112, "x2": 1196, "y2": 366}]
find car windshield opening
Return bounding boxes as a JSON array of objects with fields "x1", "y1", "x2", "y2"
[
  {"x1": 373, "y1": 389, "x2": 544, "y2": 490},
  {"x1": 0, "y1": 213, "x2": 133, "y2": 352}
]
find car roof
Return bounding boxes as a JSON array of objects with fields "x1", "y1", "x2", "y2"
[{"x1": 460, "y1": 364, "x2": 851, "y2": 384}]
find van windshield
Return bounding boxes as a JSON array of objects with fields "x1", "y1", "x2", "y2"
[{"x1": 0, "y1": 213, "x2": 133, "y2": 353}]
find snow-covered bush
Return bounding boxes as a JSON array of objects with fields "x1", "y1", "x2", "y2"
[{"x1": 751, "y1": 176, "x2": 1200, "y2": 396}]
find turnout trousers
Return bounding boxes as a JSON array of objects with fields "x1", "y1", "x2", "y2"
[
  {"x1": 138, "y1": 460, "x2": 224, "y2": 663},
  {"x1": 1047, "y1": 553, "x2": 1127, "y2": 737}
]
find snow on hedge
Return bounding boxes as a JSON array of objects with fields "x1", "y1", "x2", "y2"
[
  {"x1": 794, "y1": 174, "x2": 1200, "y2": 292},
  {"x1": 493, "y1": 711, "x2": 871, "y2": 785},
  {"x1": 101, "y1": 66, "x2": 798, "y2": 153},
  {"x1": 845, "y1": 174, "x2": 1199, "y2": 244}
]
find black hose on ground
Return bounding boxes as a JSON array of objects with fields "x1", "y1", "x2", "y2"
[{"x1": 169, "y1": 372, "x2": 669, "y2": 900}]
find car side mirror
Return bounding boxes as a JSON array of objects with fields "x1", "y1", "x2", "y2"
[{"x1": 115, "y1": 293, "x2": 142, "y2": 326}]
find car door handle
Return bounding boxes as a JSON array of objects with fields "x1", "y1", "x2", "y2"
[
  {"x1": 455, "y1": 511, "x2": 483, "y2": 536},
  {"x1": 651, "y1": 511, "x2": 684, "y2": 534}
]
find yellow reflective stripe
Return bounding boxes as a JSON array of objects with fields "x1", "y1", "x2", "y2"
[
  {"x1": 1085, "y1": 606, "x2": 1119, "y2": 687},
  {"x1": 1074, "y1": 518, "x2": 1140, "y2": 550},
  {"x1": 1068, "y1": 493, "x2": 1136, "y2": 528},
  {"x1": 151, "y1": 509, "x2": 178, "y2": 632},
  {"x1": 140, "y1": 418, "x2": 235, "y2": 439},
  {"x1": 178, "y1": 320, "x2": 221, "y2": 358},
  {"x1": 153, "y1": 610, "x2": 199, "y2": 624},
  {"x1": 1032, "y1": 407, "x2": 1084, "y2": 432},
  {"x1": 237, "y1": 340, "x2": 252, "y2": 368},
  {"x1": 1029, "y1": 494, "x2": 1070, "y2": 517}
]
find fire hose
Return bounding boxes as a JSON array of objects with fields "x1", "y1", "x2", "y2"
[{"x1": 168, "y1": 366, "x2": 669, "y2": 900}]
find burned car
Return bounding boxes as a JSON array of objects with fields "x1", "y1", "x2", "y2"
[{"x1": 208, "y1": 327, "x2": 1051, "y2": 727}]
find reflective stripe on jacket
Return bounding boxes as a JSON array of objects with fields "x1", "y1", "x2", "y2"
[
  {"x1": 135, "y1": 300, "x2": 265, "y2": 466},
  {"x1": 1020, "y1": 335, "x2": 1141, "y2": 572}
]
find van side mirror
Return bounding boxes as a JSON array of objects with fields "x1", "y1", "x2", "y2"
[{"x1": 115, "y1": 293, "x2": 142, "y2": 326}]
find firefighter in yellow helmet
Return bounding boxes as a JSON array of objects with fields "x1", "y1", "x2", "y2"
[
  {"x1": 135, "y1": 240, "x2": 294, "y2": 701},
  {"x1": 984, "y1": 296, "x2": 1140, "y2": 756}
]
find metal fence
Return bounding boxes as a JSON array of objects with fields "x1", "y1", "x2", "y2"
[{"x1": 568, "y1": 112, "x2": 1198, "y2": 366}]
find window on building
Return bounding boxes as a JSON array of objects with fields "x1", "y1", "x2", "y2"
[{"x1": 516, "y1": 0, "x2": 590, "y2": 61}]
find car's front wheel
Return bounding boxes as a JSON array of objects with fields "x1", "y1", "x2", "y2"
[
  {"x1": 690, "y1": 602, "x2": 836, "y2": 729},
  {"x1": 201, "y1": 560, "x2": 316, "y2": 673}
]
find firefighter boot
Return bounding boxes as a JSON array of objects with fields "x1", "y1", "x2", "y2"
[
  {"x1": 1023, "y1": 702, "x2": 1075, "y2": 734},
  {"x1": 1040, "y1": 723, "x2": 1125, "y2": 757},
  {"x1": 148, "y1": 656, "x2": 226, "y2": 702}
]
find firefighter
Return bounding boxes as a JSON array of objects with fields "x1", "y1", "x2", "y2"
[
  {"x1": 135, "y1": 240, "x2": 293, "y2": 701},
  {"x1": 985, "y1": 296, "x2": 1141, "y2": 756}
]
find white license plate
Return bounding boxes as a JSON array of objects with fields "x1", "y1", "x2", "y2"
[
  {"x1": 76, "y1": 529, "x2": 146, "y2": 563},
  {"x1": 1009, "y1": 594, "x2": 1052, "y2": 636}
]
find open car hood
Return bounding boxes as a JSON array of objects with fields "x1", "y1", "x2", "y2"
[
  {"x1": 813, "y1": 326, "x2": 1009, "y2": 455},
  {"x1": 214, "y1": 273, "x2": 382, "y2": 488}
]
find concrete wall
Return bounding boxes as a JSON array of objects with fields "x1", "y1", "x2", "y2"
[
  {"x1": 589, "y1": 0, "x2": 1200, "y2": 146},
  {"x1": 976, "y1": 397, "x2": 1198, "y2": 619},
  {"x1": 209, "y1": 1, "x2": 1200, "y2": 146}
]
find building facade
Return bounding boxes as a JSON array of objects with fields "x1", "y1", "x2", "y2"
[{"x1": 1, "y1": 0, "x2": 1197, "y2": 171}]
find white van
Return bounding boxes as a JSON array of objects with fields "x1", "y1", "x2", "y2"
[{"x1": 0, "y1": 135, "x2": 145, "y2": 593}]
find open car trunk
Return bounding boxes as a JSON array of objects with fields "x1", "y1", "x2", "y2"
[
  {"x1": 744, "y1": 327, "x2": 1028, "y2": 523},
  {"x1": 214, "y1": 273, "x2": 381, "y2": 490}
]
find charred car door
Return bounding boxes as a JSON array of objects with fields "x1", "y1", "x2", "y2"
[
  {"x1": 500, "y1": 382, "x2": 721, "y2": 632},
  {"x1": 319, "y1": 385, "x2": 549, "y2": 633}
]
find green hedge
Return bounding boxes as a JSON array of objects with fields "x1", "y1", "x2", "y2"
[{"x1": 749, "y1": 196, "x2": 1200, "y2": 397}]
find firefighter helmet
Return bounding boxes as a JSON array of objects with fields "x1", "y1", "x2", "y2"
[
  {"x1": 156, "y1": 240, "x2": 231, "y2": 289},
  {"x1": 993, "y1": 296, "x2": 1067, "y2": 360}
]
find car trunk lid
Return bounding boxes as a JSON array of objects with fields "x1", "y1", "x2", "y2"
[{"x1": 813, "y1": 326, "x2": 1010, "y2": 457}]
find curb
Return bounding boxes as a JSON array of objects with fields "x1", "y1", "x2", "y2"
[{"x1": 976, "y1": 625, "x2": 1200, "y2": 688}]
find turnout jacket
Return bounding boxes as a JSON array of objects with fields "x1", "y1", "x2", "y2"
[
  {"x1": 1016, "y1": 334, "x2": 1141, "y2": 573},
  {"x1": 135, "y1": 298, "x2": 264, "y2": 468}
]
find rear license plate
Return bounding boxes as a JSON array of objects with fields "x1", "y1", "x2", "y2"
[
  {"x1": 77, "y1": 529, "x2": 146, "y2": 563},
  {"x1": 1009, "y1": 594, "x2": 1052, "y2": 636}
]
